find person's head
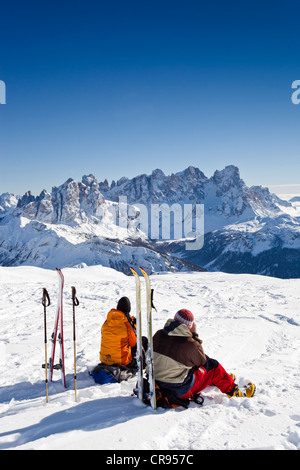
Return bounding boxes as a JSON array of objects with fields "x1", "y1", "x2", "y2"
[
  {"x1": 174, "y1": 309, "x2": 195, "y2": 330},
  {"x1": 117, "y1": 296, "x2": 131, "y2": 315}
]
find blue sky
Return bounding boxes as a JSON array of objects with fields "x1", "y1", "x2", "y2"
[{"x1": 1, "y1": 0, "x2": 300, "y2": 196}]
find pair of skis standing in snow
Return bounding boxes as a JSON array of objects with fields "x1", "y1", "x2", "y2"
[
  {"x1": 42, "y1": 268, "x2": 79, "y2": 403},
  {"x1": 42, "y1": 267, "x2": 156, "y2": 409},
  {"x1": 130, "y1": 267, "x2": 156, "y2": 410}
]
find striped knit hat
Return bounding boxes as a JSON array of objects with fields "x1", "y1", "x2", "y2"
[{"x1": 174, "y1": 309, "x2": 194, "y2": 329}]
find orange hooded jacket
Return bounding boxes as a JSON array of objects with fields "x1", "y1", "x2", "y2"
[{"x1": 100, "y1": 309, "x2": 137, "y2": 366}]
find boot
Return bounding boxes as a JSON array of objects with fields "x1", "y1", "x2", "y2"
[
  {"x1": 227, "y1": 384, "x2": 243, "y2": 397},
  {"x1": 244, "y1": 382, "x2": 256, "y2": 398},
  {"x1": 227, "y1": 382, "x2": 256, "y2": 398}
]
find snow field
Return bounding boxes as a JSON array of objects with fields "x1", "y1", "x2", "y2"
[{"x1": 0, "y1": 266, "x2": 299, "y2": 450}]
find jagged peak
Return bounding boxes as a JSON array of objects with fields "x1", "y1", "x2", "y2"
[
  {"x1": 65, "y1": 177, "x2": 75, "y2": 185},
  {"x1": 213, "y1": 165, "x2": 241, "y2": 180},
  {"x1": 17, "y1": 191, "x2": 36, "y2": 208},
  {"x1": 151, "y1": 168, "x2": 165, "y2": 178},
  {"x1": 178, "y1": 165, "x2": 207, "y2": 181},
  {"x1": 116, "y1": 176, "x2": 129, "y2": 187},
  {"x1": 82, "y1": 174, "x2": 98, "y2": 186},
  {"x1": 38, "y1": 189, "x2": 47, "y2": 198}
]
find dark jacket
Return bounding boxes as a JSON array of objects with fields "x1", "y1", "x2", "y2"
[{"x1": 153, "y1": 319, "x2": 207, "y2": 397}]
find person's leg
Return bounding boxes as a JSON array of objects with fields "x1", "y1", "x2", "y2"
[
  {"x1": 204, "y1": 358, "x2": 235, "y2": 394},
  {"x1": 180, "y1": 357, "x2": 235, "y2": 399},
  {"x1": 142, "y1": 336, "x2": 148, "y2": 352},
  {"x1": 142, "y1": 336, "x2": 148, "y2": 368}
]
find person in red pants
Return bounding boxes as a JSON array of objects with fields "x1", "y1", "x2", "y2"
[{"x1": 153, "y1": 309, "x2": 255, "y2": 400}]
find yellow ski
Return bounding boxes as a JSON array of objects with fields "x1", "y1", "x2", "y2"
[
  {"x1": 140, "y1": 267, "x2": 156, "y2": 410},
  {"x1": 130, "y1": 267, "x2": 143, "y2": 401}
]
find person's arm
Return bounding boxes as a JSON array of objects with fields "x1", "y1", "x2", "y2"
[
  {"x1": 126, "y1": 321, "x2": 137, "y2": 347},
  {"x1": 190, "y1": 323, "x2": 207, "y2": 366}
]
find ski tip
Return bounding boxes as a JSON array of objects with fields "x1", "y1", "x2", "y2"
[
  {"x1": 139, "y1": 266, "x2": 148, "y2": 276},
  {"x1": 56, "y1": 268, "x2": 64, "y2": 278},
  {"x1": 130, "y1": 266, "x2": 149, "y2": 277},
  {"x1": 130, "y1": 267, "x2": 138, "y2": 275}
]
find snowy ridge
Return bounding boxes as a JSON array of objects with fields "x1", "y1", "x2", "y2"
[
  {"x1": 100, "y1": 165, "x2": 290, "y2": 228},
  {"x1": 0, "y1": 165, "x2": 299, "y2": 278},
  {"x1": 0, "y1": 266, "x2": 299, "y2": 450}
]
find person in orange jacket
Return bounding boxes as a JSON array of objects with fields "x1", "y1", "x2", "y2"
[{"x1": 100, "y1": 297, "x2": 147, "y2": 369}]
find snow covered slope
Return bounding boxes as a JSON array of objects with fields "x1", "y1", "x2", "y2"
[
  {"x1": 0, "y1": 266, "x2": 299, "y2": 450},
  {"x1": 172, "y1": 213, "x2": 300, "y2": 278}
]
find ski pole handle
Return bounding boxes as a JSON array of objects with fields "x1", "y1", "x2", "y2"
[
  {"x1": 72, "y1": 286, "x2": 79, "y2": 307},
  {"x1": 150, "y1": 288, "x2": 157, "y2": 311},
  {"x1": 42, "y1": 288, "x2": 50, "y2": 308}
]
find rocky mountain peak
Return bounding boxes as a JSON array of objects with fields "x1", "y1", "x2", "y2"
[
  {"x1": 10, "y1": 164, "x2": 290, "y2": 227},
  {"x1": 82, "y1": 174, "x2": 98, "y2": 186},
  {"x1": 17, "y1": 190, "x2": 36, "y2": 208}
]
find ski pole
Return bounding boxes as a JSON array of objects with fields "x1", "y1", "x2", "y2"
[
  {"x1": 71, "y1": 286, "x2": 79, "y2": 402},
  {"x1": 42, "y1": 288, "x2": 50, "y2": 403}
]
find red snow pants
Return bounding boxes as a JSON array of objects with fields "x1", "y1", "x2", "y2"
[{"x1": 180, "y1": 357, "x2": 235, "y2": 399}]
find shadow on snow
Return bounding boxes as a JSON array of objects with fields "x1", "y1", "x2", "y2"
[{"x1": 0, "y1": 394, "x2": 155, "y2": 449}]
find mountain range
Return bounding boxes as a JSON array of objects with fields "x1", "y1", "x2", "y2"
[{"x1": 0, "y1": 165, "x2": 299, "y2": 278}]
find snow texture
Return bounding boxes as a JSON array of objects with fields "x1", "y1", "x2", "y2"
[{"x1": 0, "y1": 265, "x2": 299, "y2": 450}]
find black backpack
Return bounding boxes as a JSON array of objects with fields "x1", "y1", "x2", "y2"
[{"x1": 141, "y1": 378, "x2": 203, "y2": 409}]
